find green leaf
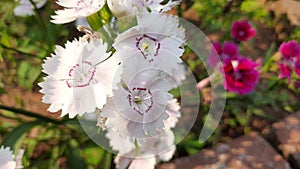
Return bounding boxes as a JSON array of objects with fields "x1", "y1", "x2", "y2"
[
  {"x1": 66, "y1": 140, "x2": 87, "y2": 169},
  {"x1": 17, "y1": 61, "x2": 41, "y2": 89},
  {"x1": 186, "y1": 147, "x2": 200, "y2": 155},
  {"x1": 2, "y1": 121, "x2": 41, "y2": 148},
  {"x1": 241, "y1": 0, "x2": 258, "y2": 13},
  {"x1": 81, "y1": 146, "x2": 104, "y2": 166}
]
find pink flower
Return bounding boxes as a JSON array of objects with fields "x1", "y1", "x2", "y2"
[
  {"x1": 278, "y1": 63, "x2": 292, "y2": 79},
  {"x1": 279, "y1": 40, "x2": 300, "y2": 60},
  {"x1": 223, "y1": 56, "x2": 259, "y2": 95},
  {"x1": 294, "y1": 57, "x2": 300, "y2": 78},
  {"x1": 277, "y1": 41, "x2": 300, "y2": 80},
  {"x1": 208, "y1": 41, "x2": 239, "y2": 67},
  {"x1": 222, "y1": 42, "x2": 239, "y2": 60},
  {"x1": 231, "y1": 20, "x2": 256, "y2": 42}
]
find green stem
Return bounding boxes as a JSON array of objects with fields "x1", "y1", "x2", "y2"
[
  {"x1": 177, "y1": 3, "x2": 183, "y2": 18},
  {"x1": 0, "y1": 105, "x2": 62, "y2": 124},
  {"x1": 134, "y1": 139, "x2": 141, "y2": 156},
  {"x1": 103, "y1": 152, "x2": 112, "y2": 169},
  {"x1": 28, "y1": 0, "x2": 52, "y2": 53},
  {"x1": 0, "y1": 43, "x2": 38, "y2": 58}
]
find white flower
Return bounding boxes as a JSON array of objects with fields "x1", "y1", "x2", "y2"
[
  {"x1": 116, "y1": 155, "x2": 156, "y2": 169},
  {"x1": 113, "y1": 13, "x2": 185, "y2": 75},
  {"x1": 15, "y1": 149, "x2": 24, "y2": 169},
  {"x1": 106, "y1": 131, "x2": 135, "y2": 155},
  {"x1": 101, "y1": 61, "x2": 175, "y2": 139},
  {"x1": 14, "y1": 0, "x2": 47, "y2": 16},
  {"x1": 111, "y1": 130, "x2": 176, "y2": 169},
  {"x1": 163, "y1": 63, "x2": 186, "y2": 88},
  {"x1": 164, "y1": 99, "x2": 181, "y2": 130},
  {"x1": 107, "y1": 0, "x2": 136, "y2": 18},
  {"x1": 0, "y1": 146, "x2": 16, "y2": 169},
  {"x1": 107, "y1": 0, "x2": 180, "y2": 18},
  {"x1": 50, "y1": 0, "x2": 105, "y2": 24},
  {"x1": 84, "y1": 109, "x2": 98, "y2": 121},
  {"x1": 135, "y1": 0, "x2": 180, "y2": 13},
  {"x1": 39, "y1": 38, "x2": 121, "y2": 118}
]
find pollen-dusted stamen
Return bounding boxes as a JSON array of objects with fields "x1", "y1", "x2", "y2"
[
  {"x1": 136, "y1": 34, "x2": 161, "y2": 62},
  {"x1": 66, "y1": 61, "x2": 97, "y2": 88},
  {"x1": 127, "y1": 87, "x2": 153, "y2": 115},
  {"x1": 134, "y1": 95, "x2": 142, "y2": 104}
]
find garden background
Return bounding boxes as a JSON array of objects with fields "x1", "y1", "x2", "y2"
[{"x1": 1, "y1": 0, "x2": 300, "y2": 168}]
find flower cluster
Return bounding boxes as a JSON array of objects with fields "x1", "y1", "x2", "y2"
[
  {"x1": 206, "y1": 20, "x2": 259, "y2": 95},
  {"x1": 39, "y1": 0, "x2": 184, "y2": 168},
  {"x1": 277, "y1": 40, "x2": 300, "y2": 82}
]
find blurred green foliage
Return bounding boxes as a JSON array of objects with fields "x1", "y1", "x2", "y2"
[{"x1": 1, "y1": 0, "x2": 300, "y2": 168}]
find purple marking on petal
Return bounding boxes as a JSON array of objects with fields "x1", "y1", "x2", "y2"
[
  {"x1": 145, "y1": 89, "x2": 153, "y2": 113},
  {"x1": 66, "y1": 61, "x2": 97, "y2": 88},
  {"x1": 127, "y1": 94, "x2": 132, "y2": 106},
  {"x1": 127, "y1": 87, "x2": 153, "y2": 115},
  {"x1": 136, "y1": 34, "x2": 161, "y2": 62}
]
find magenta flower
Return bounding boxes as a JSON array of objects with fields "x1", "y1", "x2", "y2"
[
  {"x1": 223, "y1": 56, "x2": 259, "y2": 95},
  {"x1": 279, "y1": 40, "x2": 300, "y2": 60},
  {"x1": 212, "y1": 42, "x2": 222, "y2": 55},
  {"x1": 231, "y1": 20, "x2": 256, "y2": 42},
  {"x1": 278, "y1": 63, "x2": 292, "y2": 79},
  {"x1": 294, "y1": 58, "x2": 300, "y2": 78},
  {"x1": 277, "y1": 41, "x2": 300, "y2": 80},
  {"x1": 222, "y1": 42, "x2": 239, "y2": 60},
  {"x1": 208, "y1": 41, "x2": 239, "y2": 67}
]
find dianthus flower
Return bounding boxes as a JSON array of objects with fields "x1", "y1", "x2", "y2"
[
  {"x1": 113, "y1": 13, "x2": 185, "y2": 75},
  {"x1": 279, "y1": 40, "x2": 300, "y2": 60},
  {"x1": 278, "y1": 40, "x2": 300, "y2": 80},
  {"x1": 231, "y1": 20, "x2": 256, "y2": 42},
  {"x1": 101, "y1": 64, "x2": 174, "y2": 139},
  {"x1": 208, "y1": 41, "x2": 239, "y2": 67},
  {"x1": 107, "y1": 130, "x2": 176, "y2": 169},
  {"x1": 223, "y1": 56, "x2": 259, "y2": 95},
  {"x1": 39, "y1": 38, "x2": 121, "y2": 118},
  {"x1": 51, "y1": 0, "x2": 105, "y2": 24}
]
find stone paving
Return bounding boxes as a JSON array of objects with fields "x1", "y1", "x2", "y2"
[
  {"x1": 273, "y1": 112, "x2": 300, "y2": 168},
  {"x1": 158, "y1": 113, "x2": 300, "y2": 169}
]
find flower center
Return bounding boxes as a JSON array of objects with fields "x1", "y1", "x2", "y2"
[
  {"x1": 231, "y1": 60, "x2": 243, "y2": 81},
  {"x1": 66, "y1": 61, "x2": 97, "y2": 88},
  {"x1": 238, "y1": 30, "x2": 245, "y2": 37},
  {"x1": 233, "y1": 71, "x2": 242, "y2": 81},
  {"x1": 127, "y1": 87, "x2": 153, "y2": 115},
  {"x1": 136, "y1": 34, "x2": 161, "y2": 62}
]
